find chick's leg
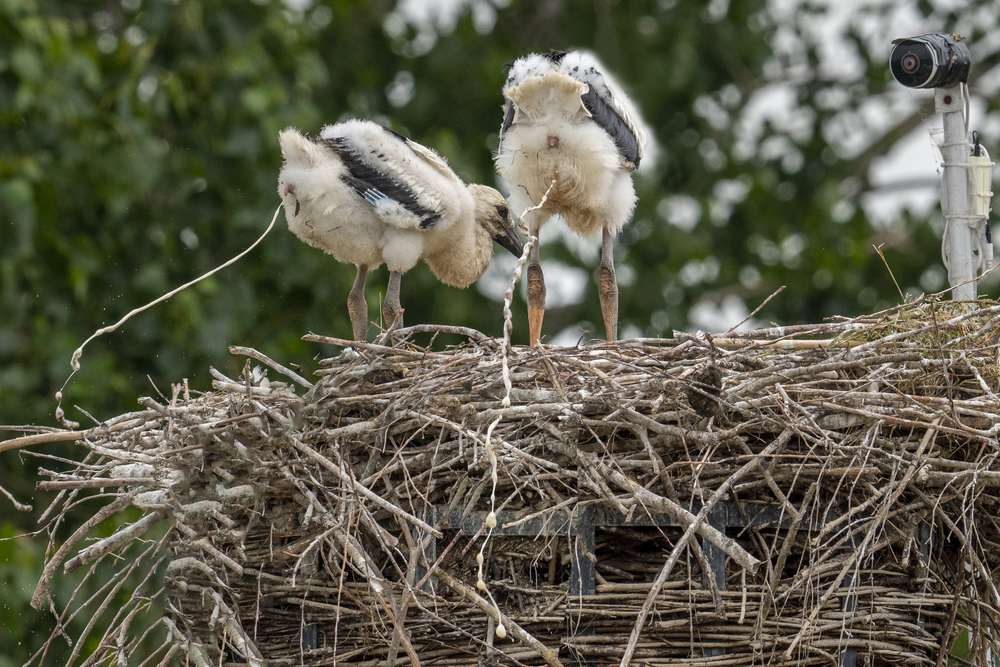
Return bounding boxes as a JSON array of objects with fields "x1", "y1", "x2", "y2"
[
  {"x1": 598, "y1": 227, "x2": 618, "y2": 343},
  {"x1": 348, "y1": 265, "x2": 369, "y2": 342},
  {"x1": 382, "y1": 270, "x2": 404, "y2": 331},
  {"x1": 526, "y1": 220, "x2": 546, "y2": 346}
]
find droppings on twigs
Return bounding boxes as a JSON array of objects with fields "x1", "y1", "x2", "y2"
[{"x1": 55, "y1": 205, "x2": 283, "y2": 425}]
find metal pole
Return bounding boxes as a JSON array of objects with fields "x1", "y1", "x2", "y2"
[{"x1": 936, "y1": 85, "x2": 977, "y2": 300}]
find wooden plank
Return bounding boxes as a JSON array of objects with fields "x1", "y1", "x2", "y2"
[
  {"x1": 570, "y1": 505, "x2": 596, "y2": 667},
  {"x1": 300, "y1": 624, "x2": 318, "y2": 653},
  {"x1": 299, "y1": 533, "x2": 319, "y2": 653},
  {"x1": 839, "y1": 533, "x2": 860, "y2": 667},
  {"x1": 440, "y1": 501, "x2": 834, "y2": 537},
  {"x1": 916, "y1": 521, "x2": 931, "y2": 631},
  {"x1": 445, "y1": 509, "x2": 572, "y2": 536},
  {"x1": 570, "y1": 506, "x2": 596, "y2": 597},
  {"x1": 701, "y1": 505, "x2": 728, "y2": 658},
  {"x1": 415, "y1": 529, "x2": 437, "y2": 594}
]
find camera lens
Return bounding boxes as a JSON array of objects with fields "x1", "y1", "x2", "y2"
[{"x1": 890, "y1": 42, "x2": 936, "y2": 88}]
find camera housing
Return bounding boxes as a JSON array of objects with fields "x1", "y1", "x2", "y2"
[{"x1": 889, "y1": 33, "x2": 971, "y2": 89}]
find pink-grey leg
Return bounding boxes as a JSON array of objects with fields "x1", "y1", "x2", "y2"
[
  {"x1": 382, "y1": 270, "x2": 404, "y2": 332},
  {"x1": 598, "y1": 227, "x2": 618, "y2": 343},
  {"x1": 348, "y1": 265, "x2": 369, "y2": 342},
  {"x1": 526, "y1": 219, "x2": 546, "y2": 345}
]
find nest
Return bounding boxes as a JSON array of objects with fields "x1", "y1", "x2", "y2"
[{"x1": 17, "y1": 299, "x2": 1000, "y2": 667}]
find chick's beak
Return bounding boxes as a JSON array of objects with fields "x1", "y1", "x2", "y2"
[{"x1": 493, "y1": 223, "x2": 524, "y2": 258}]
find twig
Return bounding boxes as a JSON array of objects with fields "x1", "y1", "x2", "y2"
[
  {"x1": 0, "y1": 483, "x2": 32, "y2": 512},
  {"x1": 64, "y1": 511, "x2": 166, "y2": 573},
  {"x1": 31, "y1": 490, "x2": 139, "y2": 609},
  {"x1": 303, "y1": 333, "x2": 450, "y2": 360},
  {"x1": 727, "y1": 285, "x2": 785, "y2": 333},
  {"x1": 873, "y1": 243, "x2": 904, "y2": 299},
  {"x1": 228, "y1": 346, "x2": 314, "y2": 389},
  {"x1": 175, "y1": 522, "x2": 245, "y2": 576},
  {"x1": 783, "y1": 418, "x2": 938, "y2": 658},
  {"x1": 434, "y1": 568, "x2": 565, "y2": 667},
  {"x1": 383, "y1": 324, "x2": 494, "y2": 343},
  {"x1": 23, "y1": 301, "x2": 1000, "y2": 666},
  {"x1": 709, "y1": 337, "x2": 863, "y2": 350},
  {"x1": 0, "y1": 428, "x2": 88, "y2": 454}
]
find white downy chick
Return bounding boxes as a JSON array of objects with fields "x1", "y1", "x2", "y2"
[
  {"x1": 496, "y1": 51, "x2": 648, "y2": 344},
  {"x1": 279, "y1": 120, "x2": 523, "y2": 340}
]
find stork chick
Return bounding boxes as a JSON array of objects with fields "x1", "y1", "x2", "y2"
[
  {"x1": 496, "y1": 51, "x2": 648, "y2": 344},
  {"x1": 278, "y1": 120, "x2": 523, "y2": 341}
]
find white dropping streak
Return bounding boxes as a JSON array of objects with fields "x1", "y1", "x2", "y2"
[
  {"x1": 500, "y1": 180, "x2": 556, "y2": 407},
  {"x1": 478, "y1": 182, "x2": 556, "y2": 640},
  {"x1": 56, "y1": 205, "x2": 283, "y2": 424}
]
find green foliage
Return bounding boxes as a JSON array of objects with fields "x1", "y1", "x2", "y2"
[
  {"x1": 0, "y1": 524, "x2": 48, "y2": 667},
  {"x1": 0, "y1": 508, "x2": 165, "y2": 666},
  {"x1": 2, "y1": 0, "x2": 998, "y2": 662}
]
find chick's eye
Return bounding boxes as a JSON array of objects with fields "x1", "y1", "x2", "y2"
[{"x1": 495, "y1": 204, "x2": 509, "y2": 219}]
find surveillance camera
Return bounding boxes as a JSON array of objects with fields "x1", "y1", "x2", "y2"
[{"x1": 889, "y1": 33, "x2": 971, "y2": 89}]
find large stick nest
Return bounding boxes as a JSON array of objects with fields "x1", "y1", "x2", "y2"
[{"x1": 18, "y1": 299, "x2": 1000, "y2": 667}]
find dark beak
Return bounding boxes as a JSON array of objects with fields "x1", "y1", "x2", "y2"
[{"x1": 493, "y1": 223, "x2": 524, "y2": 258}]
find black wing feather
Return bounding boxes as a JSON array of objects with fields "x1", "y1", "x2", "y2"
[
  {"x1": 320, "y1": 136, "x2": 442, "y2": 228},
  {"x1": 381, "y1": 126, "x2": 410, "y2": 144},
  {"x1": 580, "y1": 86, "x2": 641, "y2": 168},
  {"x1": 544, "y1": 49, "x2": 568, "y2": 64},
  {"x1": 500, "y1": 101, "x2": 516, "y2": 138}
]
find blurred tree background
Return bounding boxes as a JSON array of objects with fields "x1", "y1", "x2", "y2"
[{"x1": 2, "y1": 0, "x2": 999, "y2": 663}]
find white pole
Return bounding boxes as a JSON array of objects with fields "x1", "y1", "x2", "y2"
[{"x1": 936, "y1": 85, "x2": 977, "y2": 300}]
